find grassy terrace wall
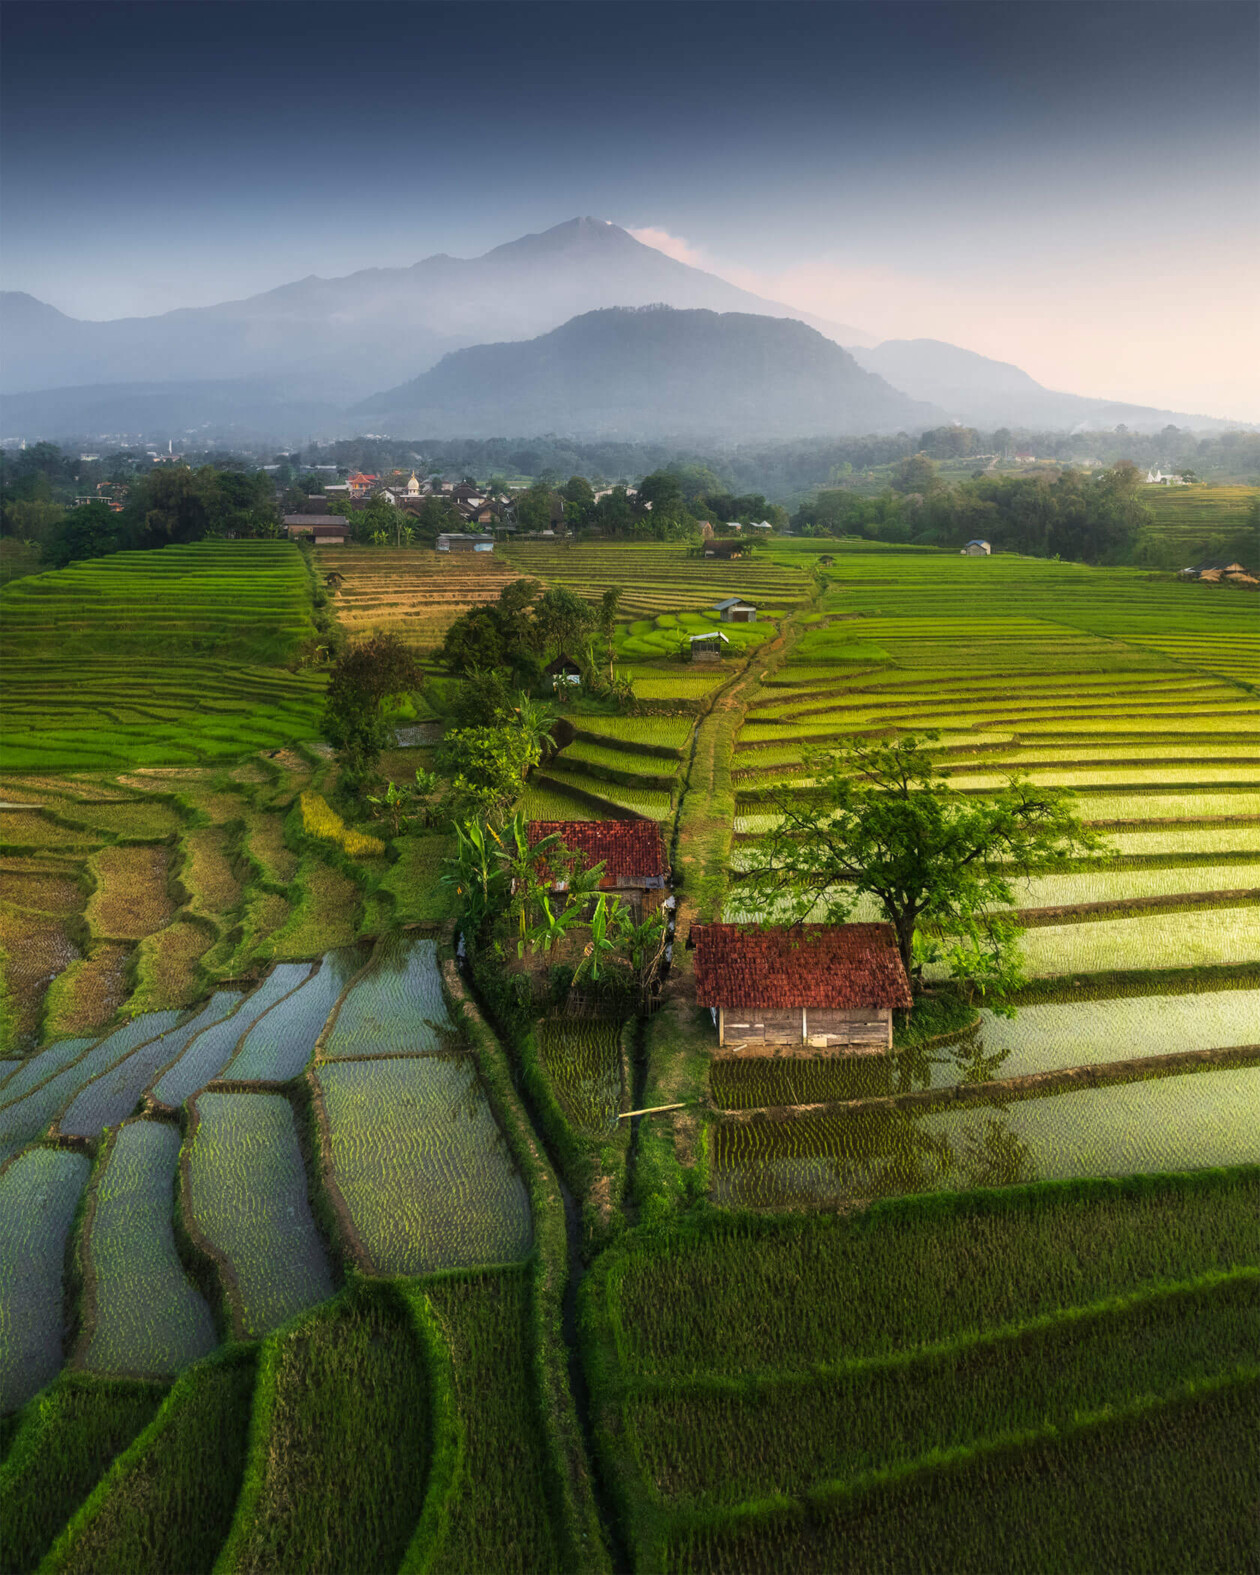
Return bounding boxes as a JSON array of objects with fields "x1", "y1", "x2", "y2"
[
  {"x1": 581, "y1": 1169, "x2": 1260, "y2": 1571},
  {"x1": 0, "y1": 542, "x2": 323, "y2": 770}
]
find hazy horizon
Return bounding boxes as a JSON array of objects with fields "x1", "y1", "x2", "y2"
[{"x1": 2, "y1": 0, "x2": 1257, "y2": 420}]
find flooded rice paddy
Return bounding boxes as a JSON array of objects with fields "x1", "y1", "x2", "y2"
[
  {"x1": 712, "y1": 1064, "x2": 1260, "y2": 1211},
  {"x1": 318, "y1": 1056, "x2": 531, "y2": 1275},
  {"x1": 187, "y1": 1092, "x2": 333, "y2": 1336}
]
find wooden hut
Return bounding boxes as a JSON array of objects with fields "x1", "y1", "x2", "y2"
[
  {"x1": 712, "y1": 597, "x2": 757, "y2": 623},
  {"x1": 689, "y1": 923, "x2": 913, "y2": 1054},
  {"x1": 688, "y1": 630, "x2": 729, "y2": 663}
]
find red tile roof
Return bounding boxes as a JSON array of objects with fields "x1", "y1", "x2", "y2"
[
  {"x1": 528, "y1": 820, "x2": 668, "y2": 884},
  {"x1": 690, "y1": 923, "x2": 912, "y2": 1010}
]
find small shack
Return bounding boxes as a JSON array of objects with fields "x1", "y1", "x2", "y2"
[
  {"x1": 689, "y1": 923, "x2": 913, "y2": 1054},
  {"x1": 961, "y1": 540, "x2": 991, "y2": 556},
  {"x1": 528, "y1": 819, "x2": 669, "y2": 917},
  {"x1": 546, "y1": 654, "x2": 583, "y2": 689},
  {"x1": 284, "y1": 514, "x2": 349, "y2": 545},
  {"x1": 712, "y1": 597, "x2": 757, "y2": 624},
  {"x1": 703, "y1": 540, "x2": 746, "y2": 560},
  {"x1": 436, "y1": 532, "x2": 495, "y2": 553},
  {"x1": 688, "y1": 630, "x2": 729, "y2": 664}
]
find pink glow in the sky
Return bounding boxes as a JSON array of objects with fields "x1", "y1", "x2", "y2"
[{"x1": 632, "y1": 227, "x2": 1260, "y2": 422}]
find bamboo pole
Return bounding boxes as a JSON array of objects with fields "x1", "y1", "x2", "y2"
[{"x1": 617, "y1": 1102, "x2": 686, "y2": 1120}]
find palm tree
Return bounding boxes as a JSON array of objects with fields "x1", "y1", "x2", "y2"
[{"x1": 513, "y1": 694, "x2": 558, "y2": 767}]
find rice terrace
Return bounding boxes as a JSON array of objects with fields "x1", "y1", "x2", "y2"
[{"x1": 0, "y1": 492, "x2": 1255, "y2": 1575}]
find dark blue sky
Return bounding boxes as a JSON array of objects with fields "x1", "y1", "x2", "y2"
[{"x1": 2, "y1": 1, "x2": 1256, "y2": 412}]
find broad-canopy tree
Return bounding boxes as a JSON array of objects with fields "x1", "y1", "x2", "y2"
[
  {"x1": 742, "y1": 733, "x2": 1104, "y2": 1009},
  {"x1": 321, "y1": 633, "x2": 421, "y2": 778}
]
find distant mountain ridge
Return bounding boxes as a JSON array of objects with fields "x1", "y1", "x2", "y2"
[
  {"x1": 0, "y1": 218, "x2": 1244, "y2": 439},
  {"x1": 0, "y1": 218, "x2": 873, "y2": 400},
  {"x1": 354, "y1": 305, "x2": 938, "y2": 440},
  {"x1": 851, "y1": 340, "x2": 1237, "y2": 432}
]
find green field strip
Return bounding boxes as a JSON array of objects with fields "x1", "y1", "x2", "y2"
[
  {"x1": 40, "y1": 1346, "x2": 257, "y2": 1575},
  {"x1": 316, "y1": 1057, "x2": 533, "y2": 1275},
  {"x1": 0, "y1": 1013, "x2": 183, "y2": 1168},
  {"x1": 218, "y1": 1283, "x2": 435, "y2": 1575},
  {"x1": 1009, "y1": 905, "x2": 1260, "y2": 976},
  {"x1": 319, "y1": 936, "x2": 453, "y2": 1060},
  {"x1": 149, "y1": 963, "x2": 312, "y2": 1108},
  {"x1": 0, "y1": 1371, "x2": 166, "y2": 1575},
  {"x1": 422, "y1": 1267, "x2": 565, "y2": 1575},
  {"x1": 59, "y1": 992, "x2": 243, "y2": 1139},
  {"x1": 599, "y1": 1169, "x2": 1260, "y2": 1381},
  {"x1": 712, "y1": 1065, "x2": 1260, "y2": 1211},
  {"x1": 1103, "y1": 825, "x2": 1260, "y2": 856},
  {"x1": 624, "y1": 1274, "x2": 1257, "y2": 1512},
  {"x1": 557, "y1": 740, "x2": 681, "y2": 786},
  {"x1": 995, "y1": 861, "x2": 1260, "y2": 911},
  {"x1": 537, "y1": 1018, "x2": 624, "y2": 1134},
  {"x1": 659, "y1": 1378, "x2": 1258, "y2": 1575},
  {"x1": 227, "y1": 947, "x2": 365, "y2": 1081},
  {"x1": 572, "y1": 715, "x2": 696, "y2": 749},
  {"x1": 80, "y1": 1121, "x2": 217, "y2": 1377},
  {"x1": 0, "y1": 1060, "x2": 18, "y2": 1086},
  {"x1": 185, "y1": 1092, "x2": 333, "y2": 1338},
  {"x1": 0, "y1": 1148, "x2": 90, "y2": 1412},
  {"x1": 519, "y1": 780, "x2": 614, "y2": 822},
  {"x1": 538, "y1": 767, "x2": 674, "y2": 819}
]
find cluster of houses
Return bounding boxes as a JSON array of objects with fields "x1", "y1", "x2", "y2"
[
  {"x1": 282, "y1": 469, "x2": 525, "y2": 549},
  {"x1": 525, "y1": 817, "x2": 911, "y2": 1053}
]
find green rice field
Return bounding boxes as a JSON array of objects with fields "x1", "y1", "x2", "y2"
[
  {"x1": 0, "y1": 543, "x2": 324, "y2": 770},
  {"x1": 319, "y1": 936, "x2": 453, "y2": 1059},
  {"x1": 185, "y1": 1092, "x2": 333, "y2": 1337},
  {"x1": 0, "y1": 1147, "x2": 90, "y2": 1411},
  {"x1": 317, "y1": 1056, "x2": 532, "y2": 1274},
  {"x1": 82, "y1": 1121, "x2": 217, "y2": 1376},
  {"x1": 537, "y1": 1017, "x2": 624, "y2": 1132},
  {"x1": 2, "y1": 533, "x2": 1258, "y2": 1570},
  {"x1": 711, "y1": 1066, "x2": 1260, "y2": 1210}
]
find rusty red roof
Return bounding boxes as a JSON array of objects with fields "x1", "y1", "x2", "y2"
[
  {"x1": 690, "y1": 923, "x2": 912, "y2": 1010},
  {"x1": 528, "y1": 820, "x2": 668, "y2": 884}
]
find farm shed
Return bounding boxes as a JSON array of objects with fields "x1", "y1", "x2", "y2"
[
  {"x1": 435, "y1": 533, "x2": 495, "y2": 553},
  {"x1": 961, "y1": 540, "x2": 991, "y2": 556},
  {"x1": 703, "y1": 541, "x2": 746, "y2": 560},
  {"x1": 689, "y1": 923, "x2": 913, "y2": 1054},
  {"x1": 546, "y1": 655, "x2": 583, "y2": 688},
  {"x1": 712, "y1": 597, "x2": 757, "y2": 623},
  {"x1": 528, "y1": 819, "x2": 669, "y2": 915},
  {"x1": 284, "y1": 514, "x2": 349, "y2": 544},
  {"x1": 689, "y1": 630, "x2": 729, "y2": 663}
]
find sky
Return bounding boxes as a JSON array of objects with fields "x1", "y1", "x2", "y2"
[{"x1": 2, "y1": 0, "x2": 1257, "y2": 418}]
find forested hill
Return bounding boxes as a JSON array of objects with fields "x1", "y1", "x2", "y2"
[{"x1": 355, "y1": 306, "x2": 939, "y2": 440}]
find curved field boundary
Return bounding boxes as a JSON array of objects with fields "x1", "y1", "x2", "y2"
[
  {"x1": 179, "y1": 1090, "x2": 334, "y2": 1342},
  {"x1": 146, "y1": 962, "x2": 316, "y2": 1112},
  {"x1": 0, "y1": 1145, "x2": 91, "y2": 1412},
  {"x1": 654, "y1": 1372, "x2": 1259, "y2": 1572},
  {"x1": 442, "y1": 958, "x2": 614, "y2": 1575},
  {"x1": 71, "y1": 1117, "x2": 217, "y2": 1381},
  {"x1": 215, "y1": 1278, "x2": 460, "y2": 1575},
  {"x1": 40, "y1": 1343, "x2": 259, "y2": 1575},
  {"x1": 710, "y1": 1043, "x2": 1260, "y2": 1120},
  {"x1": 54, "y1": 991, "x2": 243, "y2": 1141}
]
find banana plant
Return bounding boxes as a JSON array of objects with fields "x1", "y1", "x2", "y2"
[
  {"x1": 441, "y1": 820, "x2": 504, "y2": 932},
  {"x1": 571, "y1": 893, "x2": 623, "y2": 987}
]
